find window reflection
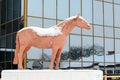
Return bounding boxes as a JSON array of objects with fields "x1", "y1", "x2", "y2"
[
  {"x1": 115, "y1": 28, "x2": 120, "y2": 38},
  {"x1": 94, "y1": 25, "x2": 103, "y2": 37},
  {"x1": 44, "y1": 0, "x2": 56, "y2": 18},
  {"x1": 94, "y1": 37, "x2": 104, "y2": 62},
  {"x1": 82, "y1": 0, "x2": 92, "y2": 23},
  {"x1": 27, "y1": 47, "x2": 42, "y2": 59},
  {"x1": 104, "y1": 3, "x2": 113, "y2": 26},
  {"x1": 13, "y1": 0, "x2": 19, "y2": 19},
  {"x1": 114, "y1": 5, "x2": 120, "y2": 27},
  {"x1": 94, "y1": 1, "x2": 103, "y2": 25},
  {"x1": 58, "y1": 0, "x2": 69, "y2": 19},
  {"x1": 115, "y1": 39, "x2": 120, "y2": 63},
  {"x1": 70, "y1": 62, "x2": 81, "y2": 68},
  {"x1": 44, "y1": 19, "x2": 56, "y2": 28},
  {"x1": 70, "y1": 0, "x2": 81, "y2": 16},
  {"x1": 104, "y1": 27, "x2": 113, "y2": 37},
  {"x1": 28, "y1": 0, "x2": 42, "y2": 17},
  {"x1": 7, "y1": 0, "x2": 12, "y2": 21},
  {"x1": 105, "y1": 38, "x2": 114, "y2": 62},
  {"x1": 82, "y1": 36, "x2": 93, "y2": 61},
  {"x1": 60, "y1": 62, "x2": 69, "y2": 68},
  {"x1": 28, "y1": 17, "x2": 42, "y2": 27},
  {"x1": 43, "y1": 49, "x2": 51, "y2": 61}
]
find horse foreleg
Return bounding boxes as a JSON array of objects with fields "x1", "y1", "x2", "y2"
[
  {"x1": 18, "y1": 46, "x2": 26, "y2": 70},
  {"x1": 49, "y1": 47, "x2": 59, "y2": 70},
  {"x1": 55, "y1": 48, "x2": 63, "y2": 70}
]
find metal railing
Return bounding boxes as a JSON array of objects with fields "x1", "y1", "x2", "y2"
[{"x1": 104, "y1": 75, "x2": 120, "y2": 80}]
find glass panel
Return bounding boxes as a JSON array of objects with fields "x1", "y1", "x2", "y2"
[
  {"x1": 58, "y1": 0, "x2": 69, "y2": 19},
  {"x1": 94, "y1": 25, "x2": 103, "y2": 37},
  {"x1": 114, "y1": 5, "x2": 120, "y2": 27},
  {"x1": 82, "y1": 24, "x2": 92, "y2": 35},
  {"x1": 115, "y1": 28, "x2": 120, "y2": 38},
  {"x1": 94, "y1": 37, "x2": 104, "y2": 62},
  {"x1": 104, "y1": 27, "x2": 113, "y2": 37},
  {"x1": 44, "y1": 0, "x2": 56, "y2": 18},
  {"x1": 28, "y1": 17, "x2": 42, "y2": 27},
  {"x1": 1, "y1": 0, "x2": 6, "y2": 23},
  {"x1": 12, "y1": 33, "x2": 16, "y2": 49},
  {"x1": 60, "y1": 62, "x2": 69, "y2": 68},
  {"x1": 27, "y1": 47, "x2": 42, "y2": 59},
  {"x1": 0, "y1": 25, "x2": 6, "y2": 36},
  {"x1": 70, "y1": 0, "x2": 81, "y2": 16},
  {"x1": 61, "y1": 36, "x2": 69, "y2": 60},
  {"x1": 28, "y1": 0, "x2": 42, "y2": 17},
  {"x1": 104, "y1": 0, "x2": 112, "y2": 2},
  {"x1": 44, "y1": 19, "x2": 56, "y2": 28},
  {"x1": 0, "y1": 52, "x2": 5, "y2": 62},
  {"x1": 0, "y1": 37, "x2": 6, "y2": 48},
  {"x1": 70, "y1": 35, "x2": 82, "y2": 60},
  {"x1": 6, "y1": 22, "x2": 12, "y2": 34},
  {"x1": 27, "y1": 61, "x2": 33, "y2": 69},
  {"x1": 94, "y1": 1, "x2": 103, "y2": 25},
  {"x1": 104, "y1": 3, "x2": 113, "y2": 26},
  {"x1": 83, "y1": 62, "x2": 93, "y2": 69},
  {"x1": 114, "y1": 0, "x2": 120, "y2": 4},
  {"x1": 6, "y1": 62, "x2": 12, "y2": 69},
  {"x1": 7, "y1": 0, "x2": 12, "y2": 21},
  {"x1": 21, "y1": 0, "x2": 24, "y2": 16},
  {"x1": 43, "y1": 49, "x2": 51, "y2": 61},
  {"x1": 6, "y1": 51, "x2": 12, "y2": 61},
  {"x1": 32, "y1": 60, "x2": 43, "y2": 69},
  {"x1": 6, "y1": 35, "x2": 12, "y2": 48},
  {"x1": 82, "y1": 0, "x2": 92, "y2": 23},
  {"x1": 13, "y1": 20, "x2": 18, "y2": 32},
  {"x1": 70, "y1": 62, "x2": 81, "y2": 68},
  {"x1": 105, "y1": 38, "x2": 114, "y2": 62},
  {"x1": 43, "y1": 62, "x2": 50, "y2": 69},
  {"x1": 70, "y1": 35, "x2": 81, "y2": 47},
  {"x1": 82, "y1": 36, "x2": 93, "y2": 61},
  {"x1": 13, "y1": 0, "x2": 18, "y2": 19},
  {"x1": 115, "y1": 39, "x2": 120, "y2": 63}
]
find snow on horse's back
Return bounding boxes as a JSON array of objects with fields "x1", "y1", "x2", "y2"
[{"x1": 18, "y1": 26, "x2": 62, "y2": 36}]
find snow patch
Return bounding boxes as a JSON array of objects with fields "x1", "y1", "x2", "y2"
[{"x1": 18, "y1": 26, "x2": 62, "y2": 36}]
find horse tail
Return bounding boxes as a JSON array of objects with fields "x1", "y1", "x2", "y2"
[{"x1": 13, "y1": 33, "x2": 20, "y2": 64}]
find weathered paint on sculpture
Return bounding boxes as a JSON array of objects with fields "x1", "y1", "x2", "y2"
[{"x1": 13, "y1": 14, "x2": 91, "y2": 69}]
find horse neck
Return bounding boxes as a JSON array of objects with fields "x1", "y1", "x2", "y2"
[{"x1": 58, "y1": 20, "x2": 75, "y2": 36}]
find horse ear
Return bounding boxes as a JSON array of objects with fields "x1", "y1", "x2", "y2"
[{"x1": 76, "y1": 13, "x2": 80, "y2": 18}]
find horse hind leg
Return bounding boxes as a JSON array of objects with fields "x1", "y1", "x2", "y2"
[
  {"x1": 23, "y1": 46, "x2": 31, "y2": 59},
  {"x1": 18, "y1": 46, "x2": 27, "y2": 69}
]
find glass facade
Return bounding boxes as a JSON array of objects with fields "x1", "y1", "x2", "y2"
[
  {"x1": 0, "y1": 0, "x2": 23, "y2": 77},
  {"x1": 26, "y1": 0, "x2": 120, "y2": 75},
  {"x1": 0, "y1": 0, "x2": 120, "y2": 76}
]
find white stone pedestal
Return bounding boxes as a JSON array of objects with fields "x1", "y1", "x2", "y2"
[{"x1": 2, "y1": 70, "x2": 103, "y2": 80}]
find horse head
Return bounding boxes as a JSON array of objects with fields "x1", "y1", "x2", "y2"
[{"x1": 74, "y1": 14, "x2": 91, "y2": 30}]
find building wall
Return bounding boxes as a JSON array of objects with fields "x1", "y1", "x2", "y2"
[
  {"x1": 0, "y1": 0, "x2": 23, "y2": 77},
  {"x1": 26, "y1": 0, "x2": 120, "y2": 75}
]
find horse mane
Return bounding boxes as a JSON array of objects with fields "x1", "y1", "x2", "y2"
[{"x1": 57, "y1": 17, "x2": 76, "y2": 30}]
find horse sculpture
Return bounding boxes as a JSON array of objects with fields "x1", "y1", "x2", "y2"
[{"x1": 13, "y1": 14, "x2": 91, "y2": 70}]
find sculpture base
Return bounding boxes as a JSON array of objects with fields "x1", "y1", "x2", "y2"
[{"x1": 2, "y1": 70, "x2": 103, "y2": 80}]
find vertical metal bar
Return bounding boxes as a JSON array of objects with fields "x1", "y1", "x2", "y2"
[
  {"x1": 104, "y1": 75, "x2": 107, "y2": 80},
  {"x1": 23, "y1": 0, "x2": 28, "y2": 69}
]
